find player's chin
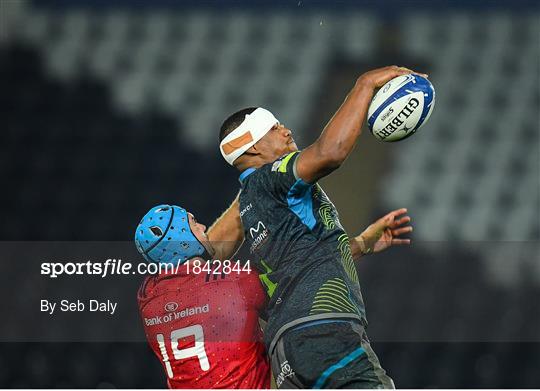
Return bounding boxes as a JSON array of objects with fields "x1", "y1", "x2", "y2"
[{"x1": 287, "y1": 142, "x2": 298, "y2": 152}]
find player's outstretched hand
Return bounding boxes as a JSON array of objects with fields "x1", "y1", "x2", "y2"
[
  {"x1": 356, "y1": 66, "x2": 428, "y2": 90},
  {"x1": 357, "y1": 208, "x2": 412, "y2": 255}
]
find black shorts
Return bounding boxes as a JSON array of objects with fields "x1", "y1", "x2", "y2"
[{"x1": 270, "y1": 320, "x2": 395, "y2": 389}]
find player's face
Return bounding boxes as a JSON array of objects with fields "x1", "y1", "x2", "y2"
[
  {"x1": 187, "y1": 213, "x2": 214, "y2": 255},
  {"x1": 256, "y1": 123, "x2": 298, "y2": 161}
]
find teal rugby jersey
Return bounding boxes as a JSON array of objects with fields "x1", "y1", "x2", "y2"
[{"x1": 239, "y1": 151, "x2": 367, "y2": 352}]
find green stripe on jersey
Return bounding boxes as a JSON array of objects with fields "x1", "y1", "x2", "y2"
[
  {"x1": 259, "y1": 259, "x2": 278, "y2": 297},
  {"x1": 338, "y1": 234, "x2": 359, "y2": 284},
  {"x1": 310, "y1": 278, "x2": 359, "y2": 316},
  {"x1": 278, "y1": 152, "x2": 297, "y2": 173}
]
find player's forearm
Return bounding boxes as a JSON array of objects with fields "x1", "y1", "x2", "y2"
[
  {"x1": 314, "y1": 81, "x2": 375, "y2": 167},
  {"x1": 207, "y1": 193, "x2": 244, "y2": 259},
  {"x1": 297, "y1": 67, "x2": 415, "y2": 183}
]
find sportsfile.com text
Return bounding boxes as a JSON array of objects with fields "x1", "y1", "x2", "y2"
[{"x1": 40, "y1": 259, "x2": 252, "y2": 278}]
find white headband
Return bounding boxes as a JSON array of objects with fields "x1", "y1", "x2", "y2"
[{"x1": 220, "y1": 108, "x2": 279, "y2": 165}]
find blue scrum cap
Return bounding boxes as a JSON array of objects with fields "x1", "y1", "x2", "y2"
[{"x1": 134, "y1": 205, "x2": 206, "y2": 265}]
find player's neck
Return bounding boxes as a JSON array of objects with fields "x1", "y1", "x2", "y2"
[{"x1": 235, "y1": 156, "x2": 269, "y2": 171}]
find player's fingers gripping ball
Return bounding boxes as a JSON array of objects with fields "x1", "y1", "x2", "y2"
[
  {"x1": 367, "y1": 74, "x2": 435, "y2": 142},
  {"x1": 134, "y1": 205, "x2": 206, "y2": 265}
]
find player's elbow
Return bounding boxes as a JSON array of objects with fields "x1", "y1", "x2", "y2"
[{"x1": 321, "y1": 154, "x2": 343, "y2": 171}]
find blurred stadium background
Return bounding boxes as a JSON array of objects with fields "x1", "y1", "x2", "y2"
[{"x1": 1, "y1": 0, "x2": 539, "y2": 388}]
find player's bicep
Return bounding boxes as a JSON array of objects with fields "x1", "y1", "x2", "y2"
[{"x1": 295, "y1": 143, "x2": 340, "y2": 184}]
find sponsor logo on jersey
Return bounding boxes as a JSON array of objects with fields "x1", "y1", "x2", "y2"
[
  {"x1": 144, "y1": 304, "x2": 209, "y2": 326},
  {"x1": 276, "y1": 360, "x2": 295, "y2": 387},
  {"x1": 240, "y1": 203, "x2": 252, "y2": 217},
  {"x1": 164, "y1": 302, "x2": 178, "y2": 312},
  {"x1": 249, "y1": 221, "x2": 269, "y2": 253}
]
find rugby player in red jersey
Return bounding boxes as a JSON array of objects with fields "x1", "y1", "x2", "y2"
[
  {"x1": 135, "y1": 202, "x2": 270, "y2": 389},
  {"x1": 134, "y1": 200, "x2": 411, "y2": 389}
]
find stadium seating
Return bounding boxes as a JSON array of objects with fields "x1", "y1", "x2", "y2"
[
  {"x1": 380, "y1": 12, "x2": 539, "y2": 284},
  {"x1": 10, "y1": 5, "x2": 538, "y2": 246}
]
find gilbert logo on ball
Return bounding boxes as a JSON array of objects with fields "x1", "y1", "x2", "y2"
[{"x1": 367, "y1": 74, "x2": 435, "y2": 142}]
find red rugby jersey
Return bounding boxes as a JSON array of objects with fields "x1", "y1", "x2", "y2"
[{"x1": 137, "y1": 262, "x2": 269, "y2": 389}]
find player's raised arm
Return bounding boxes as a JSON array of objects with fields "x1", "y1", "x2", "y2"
[
  {"x1": 206, "y1": 192, "x2": 245, "y2": 260},
  {"x1": 295, "y1": 66, "x2": 423, "y2": 184}
]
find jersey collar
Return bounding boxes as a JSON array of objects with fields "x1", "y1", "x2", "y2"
[{"x1": 239, "y1": 167, "x2": 256, "y2": 184}]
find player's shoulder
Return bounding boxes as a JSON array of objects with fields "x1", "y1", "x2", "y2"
[
  {"x1": 247, "y1": 151, "x2": 301, "y2": 183},
  {"x1": 236, "y1": 268, "x2": 263, "y2": 286},
  {"x1": 138, "y1": 274, "x2": 164, "y2": 300},
  {"x1": 236, "y1": 270, "x2": 267, "y2": 308},
  {"x1": 137, "y1": 275, "x2": 159, "y2": 311},
  {"x1": 241, "y1": 151, "x2": 304, "y2": 198},
  {"x1": 268, "y1": 150, "x2": 301, "y2": 173},
  {"x1": 202, "y1": 268, "x2": 261, "y2": 287},
  {"x1": 204, "y1": 269, "x2": 258, "y2": 287},
  {"x1": 137, "y1": 270, "x2": 196, "y2": 303}
]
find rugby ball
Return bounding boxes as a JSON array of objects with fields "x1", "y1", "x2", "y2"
[{"x1": 367, "y1": 74, "x2": 435, "y2": 142}]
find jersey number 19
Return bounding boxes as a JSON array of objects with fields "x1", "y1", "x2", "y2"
[{"x1": 157, "y1": 324, "x2": 210, "y2": 378}]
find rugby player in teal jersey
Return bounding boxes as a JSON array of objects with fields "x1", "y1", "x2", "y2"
[{"x1": 214, "y1": 65, "x2": 423, "y2": 388}]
